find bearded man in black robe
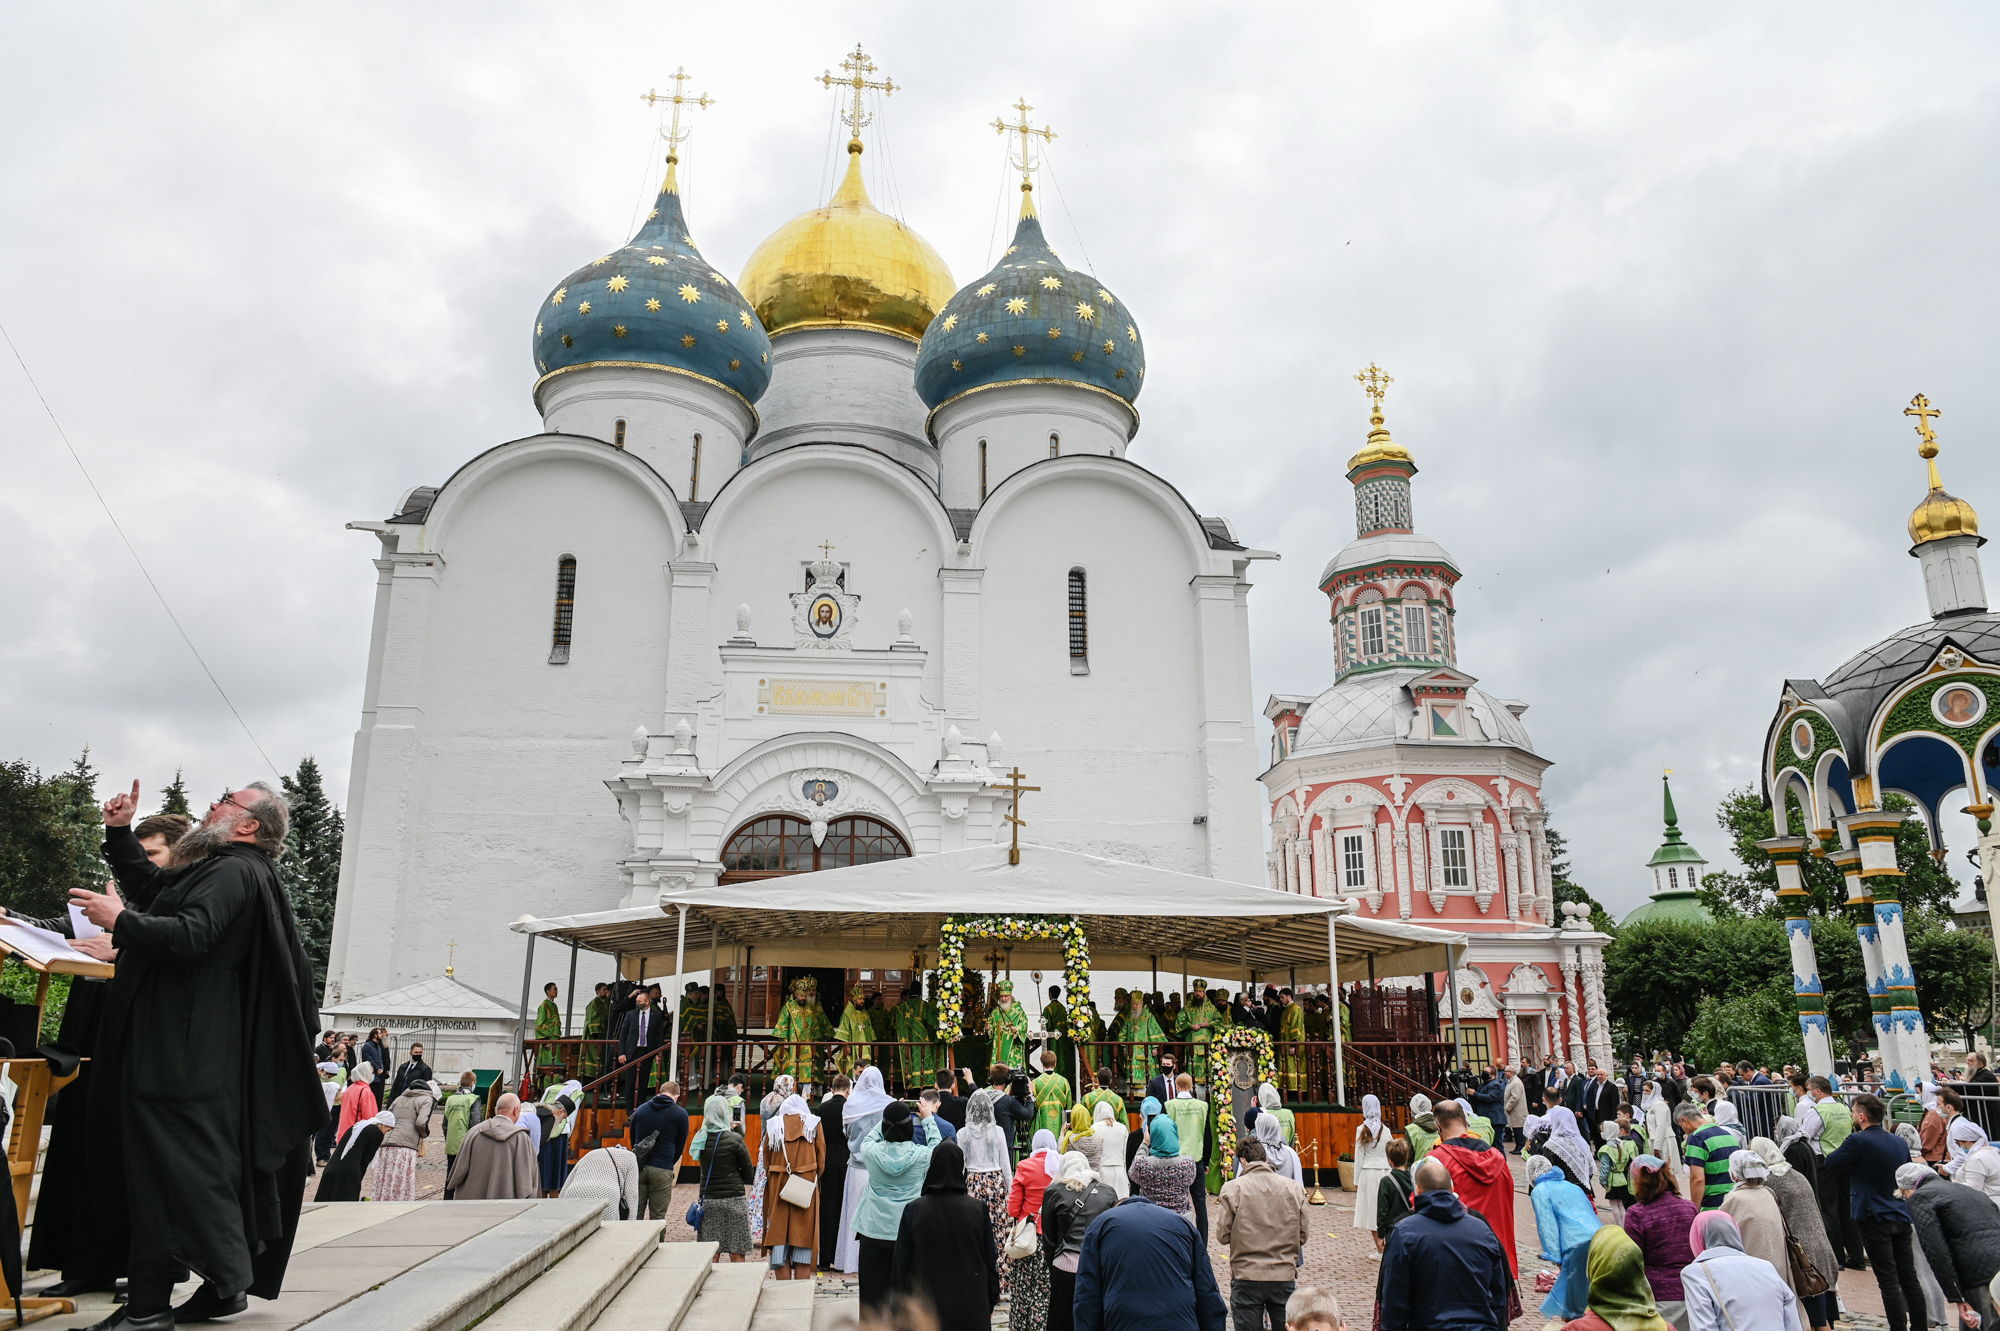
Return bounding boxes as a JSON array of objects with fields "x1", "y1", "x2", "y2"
[{"x1": 71, "y1": 781, "x2": 324, "y2": 1331}]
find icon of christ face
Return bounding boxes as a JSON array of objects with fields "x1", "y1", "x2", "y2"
[{"x1": 816, "y1": 603, "x2": 835, "y2": 627}]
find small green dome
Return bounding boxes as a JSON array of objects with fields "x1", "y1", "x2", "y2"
[{"x1": 1622, "y1": 893, "x2": 1714, "y2": 927}]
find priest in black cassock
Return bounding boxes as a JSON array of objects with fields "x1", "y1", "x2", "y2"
[{"x1": 71, "y1": 781, "x2": 325, "y2": 1331}]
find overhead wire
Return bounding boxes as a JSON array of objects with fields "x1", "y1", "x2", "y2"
[
  {"x1": 1040, "y1": 146, "x2": 1098, "y2": 278},
  {"x1": 1, "y1": 323, "x2": 282, "y2": 781}
]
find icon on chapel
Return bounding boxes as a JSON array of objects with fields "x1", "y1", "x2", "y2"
[
  {"x1": 803, "y1": 778, "x2": 840, "y2": 806},
  {"x1": 1933, "y1": 684, "x2": 1985, "y2": 728},
  {"x1": 791, "y1": 546, "x2": 860, "y2": 651},
  {"x1": 1791, "y1": 719, "x2": 1814, "y2": 760}
]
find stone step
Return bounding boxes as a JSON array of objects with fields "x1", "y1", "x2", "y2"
[
  {"x1": 306, "y1": 1199, "x2": 606, "y2": 1331},
  {"x1": 672, "y1": 1262, "x2": 767, "y2": 1331},
  {"x1": 594, "y1": 1243, "x2": 719, "y2": 1331},
  {"x1": 745, "y1": 1278, "x2": 813, "y2": 1331},
  {"x1": 478, "y1": 1221, "x2": 664, "y2": 1331}
]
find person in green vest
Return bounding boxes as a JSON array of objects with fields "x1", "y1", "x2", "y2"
[
  {"x1": 834, "y1": 983, "x2": 875, "y2": 1077},
  {"x1": 1405, "y1": 1092, "x2": 1440, "y2": 1160},
  {"x1": 1596, "y1": 1119, "x2": 1639, "y2": 1224},
  {"x1": 988, "y1": 980, "x2": 1030, "y2": 1071},
  {"x1": 441, "y1": 1071, "x2": 481, "y2": 1199},
  {"x1": 770, "y1": 975, "x2": 829, "y2": 1083},
  {"x1": 892, "y1": 984, "x2": 936, "y2": 1090},
  {"x1": 1116, "y1": 989, "x2": 1168, "y2": 1092},
  {"x1": 579, "y1": 982, "x2": 611, "y2": 1083},
  {"x1": 1163, "y1": 1073, "x2": 1214, "y2": 1237},
  {"x1": 535, "y1": 981, "x2": 562, "y2": 1070},
  {"x1": 1030, "y1": 1047, "x2": 1074, "y2": 1137},
  {"x1": 1175, "y1": 980, "x2": 1224, "y2": 1082},
  {"x1": 1257, "y1": 1084, "x2": 1297, "y2": 1147},
  {"x1": 1276, "y1": 988, "x2": 1307, "y2": 1094},
  {"x1": 1451, "y1": 1095, "x2": 1497, "y2": 1145}
]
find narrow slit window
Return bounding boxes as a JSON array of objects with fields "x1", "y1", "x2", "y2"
[
  {"x1": 613, "y1": 418, "x2": 626, "y2": 450},
  {"x1": 1439, "y1": 828, "x2": 1469, "y2": 887},
  {"x1": 1067, "y1": 567, "x2": 1088, "y2": 672},
  {"x1": 979, "y1": 440, "x2": 988, "y2": 500},
  {"x1": 1342, "y1": 833, "x2": 1366, "y2": 889},
  {"x1": 1049, "y1": 432, "x2": 1060, "y2": 458},
  {"x1": 1404, "y1": 604, "x2": 1428, "y2": 654},
  {"x1": 549, "y1": 556, "x2": 577, "y2": 664},
  {"x1": 689, "y1": 433, "x2": 702, "y2": 501}
]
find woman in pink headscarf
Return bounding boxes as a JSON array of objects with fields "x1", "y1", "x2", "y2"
[{"x1": 1680, "y1": 1209, "x2": 1803, "y2": 1331}]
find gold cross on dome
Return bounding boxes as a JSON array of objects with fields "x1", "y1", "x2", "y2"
[
  {"x1": 640, "y1": 67, "x2": 714, "y2": 163},
  {"x1": 819, "y1": 43, "x2": 896, "y2": 140},
  {"x1": 1906, "y1": 392, "x2": 1941, "y2": 456},
  {"x1": 1354, "y1": 362, "x2": 1394, "y2": 405},
  {"x1": 446, "y1": 939, "x2": 458, "y2": 977},
  {"x1": 818, "y1": 539, "x2": 836, "y2": 559},
  {"x1": 996, "y1": 766, "x2": 1041, "y2": 866},
  {"x1": 993, "y1": 98, "x2": 1057, "y2": 191}
]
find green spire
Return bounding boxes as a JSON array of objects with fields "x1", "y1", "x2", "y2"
[
  {"x1": 1661, "y1": 773, "x2": 1684, "y2": 844},
  {"x1": 1645, "y1": 771, "x2": 1706, "y2": 869}
]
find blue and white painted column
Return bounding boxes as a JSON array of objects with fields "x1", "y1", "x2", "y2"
[
  {"x1": 1759, "y1": 834, "x2": 1833, "y2": 1078},
  {"x1": 1827, "y1": 846, "x2": 1892, "y2": 1078},
  {"x1": 1842, "y1": 814, "x2": 1929, "y2": 1092}
]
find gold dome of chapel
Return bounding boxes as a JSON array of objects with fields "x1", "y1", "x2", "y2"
[
  {"x1": 738, "y1": 138, "x2": 955, "y2": 343},
  {"x1": 1904, "y1": 393, "x2": 1980, "y2": 545}
]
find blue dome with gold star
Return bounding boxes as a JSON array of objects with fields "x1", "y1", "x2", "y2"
[
  {"x1": 534, "y1": 161, "x2": 772, "y2": 405},
  {"x1": 913, "y1": 197, "x2": 1143, "y2": 412}
]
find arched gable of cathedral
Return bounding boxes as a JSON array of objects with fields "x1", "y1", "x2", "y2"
[
  {"x1": 421, "y1": 432, "x2": 689, "y2": 551},
  {"x1": 967, "y1": 455, "x2": 1219, "y2": 571},
  {"x1": 696, "y1": 442, "x2": 959, "y2": 554},
  {"x1": 700, "y1": 731, "x2": 931, "y2": 853}
]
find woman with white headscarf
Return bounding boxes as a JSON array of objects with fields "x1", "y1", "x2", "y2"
[
  {"x1": 1250, "y1": 1111, "x2": 1302, "y2": 1185},
  {"x1": 314, "y1": 1110, "x2": 395, "y2": 1201},
  {"x1": 1404, "y1": 1093, "x2": 1439, "y2": 1160},
  {"x1": 1352, "y1": 1094, "x2": 1392, "y2": 1229},
  {"x1": 1258, "y1": 1083, "x2": 1297, "y2": 1146},
  {"x1": 761, "y1": 1089, "x2": 824, "y2": 1280},
  {"x1": 1090, "y1": 1101, "x2": 1130, "y2": 1198},
  {"x1": 1747, "y1": 1137, "x2": 1836, "y2": 1331},
  {"x1": 960, "y1": 1080, "x2": 1018, "y2": 1301},
  {"x1": 1720, "y1": 1150, "x2": 1794, "y2": 1298},
  {"x1": 1712, "y1": 1100, "x2": 1741, "y2": 1129},
  {"x1": 748, "y1": 1074, "x2": 796, "y2": 1249},
  {"x1": 1642, "y1": 1079, "x2": 1674, "y2": 1162},
  {"x1": 1538, "y1": 1105, "x2": 1596, "y2": 1192},
  {"x1": 834, "y1": 1066, "x2": 894, "y2": 1273}
]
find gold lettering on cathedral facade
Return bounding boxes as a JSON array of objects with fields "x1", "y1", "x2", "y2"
[{"x1": 759, "y1": 678, "x2": 888, "y2": 716}]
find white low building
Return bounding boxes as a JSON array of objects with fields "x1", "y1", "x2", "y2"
[{"x1": 318, "y1": 975, "x2": 520, "y2": 1079}]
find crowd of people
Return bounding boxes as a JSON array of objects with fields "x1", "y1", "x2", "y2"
[{"x1": 1359, "y1": 1054, "x2": 2000, "y2": 1331}]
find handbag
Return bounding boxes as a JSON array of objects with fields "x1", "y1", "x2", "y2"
[
  {"x1": 1786, "y1": 1235, "x2": 1830, "y2": 1297},
  {"x1": 1005, "y1": 1216, "x2": 1038, "y2": 1260},
  {"x1": 685, "y1": 1142, "x2": 719, "y2": 1232}
]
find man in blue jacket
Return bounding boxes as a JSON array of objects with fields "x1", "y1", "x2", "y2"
[
  {"x1": 1379, "y1": 1158, "x2": 1513, "y2": 1331},
  {"x1": 1823, "y1": 1094, "x2": 1927, "y2": 1331},
  {"x1": 625, "y1": 1077, "x2": 689, "y2": 1224},
  {"x1": 1074, "y1": 1195, "x2": 1226, "y2": 1331}
]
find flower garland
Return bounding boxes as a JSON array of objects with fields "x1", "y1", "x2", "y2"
[
  {"x1": 936, "y1": 914, "x2": 1091, "y2": 1042},
  {"x1": 1211, "y1": 1025, "x2": 1279, "y2": 1166}
]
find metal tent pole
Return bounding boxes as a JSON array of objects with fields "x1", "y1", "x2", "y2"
[
  {"x1": 1326, "y1": 911, "x2": 1345, "y2": 1107},
  {"x1": 514, "y1": 932, "x2": 537, "y2": 1089},
  {"x1": 668, "y1": 905, "x2": 689, "y2": 1086},
  {"x1": 565, "y1": 943, "x2": 579, "y2": 1034},
  {"x1": 1445, "y1": 943, "x2": 1463, "y2": 1071}
]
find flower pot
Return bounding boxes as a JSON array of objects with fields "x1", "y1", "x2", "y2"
[{"x1": 1337, "y1": 1159, "x2": 1357, "y2": 1192}]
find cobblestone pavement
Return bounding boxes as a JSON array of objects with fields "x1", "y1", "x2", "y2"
[{"x1": 330, "y1": 1149, "x2": 1893, "y2": 1330}]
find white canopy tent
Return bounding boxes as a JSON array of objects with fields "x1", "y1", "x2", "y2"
[{"x1": 507, "y1": 843, "x2": 1472, "y2": 1102}]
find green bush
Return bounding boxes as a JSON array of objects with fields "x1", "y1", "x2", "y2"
[{"x1": 0, "y1": 960, "x2": 68, "y2": 1044}]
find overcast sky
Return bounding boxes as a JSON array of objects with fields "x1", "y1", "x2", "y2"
[{"x1": 4, "y1": 3, "x2": 1997, "y2": 920}]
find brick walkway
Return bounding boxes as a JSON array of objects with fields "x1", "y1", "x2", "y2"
[{"x1": 343, "y1": 1148, "x2": 1895, "y2": 1330}]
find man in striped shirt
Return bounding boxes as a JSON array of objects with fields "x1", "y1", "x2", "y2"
[{"x1": 1676, "y1": 1102, "x2": 1741, "y2": 1209}]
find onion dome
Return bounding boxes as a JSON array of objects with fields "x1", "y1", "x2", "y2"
[
  {"x1": 1908, "y1": 457, "x2": 1980, "y2": 545},
  {"x1": 737, "y1": 140, "x2": 954, "y2": 342},
  {"x1": 914, "y1": 188, "x2": 1143, "y2": 412},
  {"x1": 533, "y1": 159, "x2": 772, "y2": 405}
]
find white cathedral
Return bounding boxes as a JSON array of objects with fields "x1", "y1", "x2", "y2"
[{"x1": 323, "y1": 72, "x2": 1274, "y2": 1005}]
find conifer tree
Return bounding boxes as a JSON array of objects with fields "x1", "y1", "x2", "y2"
[
  {"x1": 280, "y1": 757, "x2": 343, "y2": 996},
  {"x1": 55, "y1": 748, "x2": 106, "y2": 898},
  {"x1": 156, "y1": 768, "x2": 192, "y2": 817}
]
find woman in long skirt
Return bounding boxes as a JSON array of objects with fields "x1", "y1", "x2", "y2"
[
  {"x1": 1352, "y1": 1094, "x2": 1392, "y2": 1231},
  {"x1": 761, "y1": 1092, "x2": 825, "y2": 1280},
  {"x1": 962, "y1": 1087, "x2": 1017, "y2": 1303},
  {"x1": 836, "y1": 1066, "x2": 896, "y2": 1272}
]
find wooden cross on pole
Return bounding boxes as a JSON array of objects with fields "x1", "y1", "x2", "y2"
[{"x1": 996, "y1": 766, "x2": 1040, "y2": 865}]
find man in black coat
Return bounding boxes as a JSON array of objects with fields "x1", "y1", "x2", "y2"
[
  {"x1": 614, "y1": 988, "x2": 667, "y2": 1107},
  {"x1": 1378, "y1": 1157, "x2": 1513, "y2": 1331},
  {"x1": 931, "y1": 1069, "x2": 967, "y2": 1131},
  {"x1": 359, "y1": 1027, "x2": 389, "y2": 1110},
  {"x1": 71, "y1": 781, "x2": 324, "y2": 1331},
  {"x1": 1903, "y1": 1165, "x2": 2000, "y2": 1329},
  {"x1": 817, "y1": 1076, "x2": 849, "y2": 1269},
  {"x1": 388, "y1": 1042, "x2": 434, "y2": 1103}
]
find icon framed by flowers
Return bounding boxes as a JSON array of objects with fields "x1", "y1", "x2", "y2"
[
  {"x1": 936, "y1": 914, "x2": 1091, "y2": 1043},
  {"x1": 1211, "y1": 1025, "x2": 1278, "y2": 1165}
]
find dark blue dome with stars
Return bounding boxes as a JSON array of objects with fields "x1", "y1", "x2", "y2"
[
  {"x1": 533, "y1": 162, "x2": 772, "y2": 405},
  {"x1": 913, "y1": 199, "x2": 1143, "y2": 413}
]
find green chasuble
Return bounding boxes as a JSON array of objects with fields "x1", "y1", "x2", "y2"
[
  {"x1": 1118, "y1": 999, "x2": 1167, "y2": 1089},
  {"x1": 580, "y1": 996, "x2": 610, "y2": 1079},
  {"x1": 1302, "y1": 1004, "x2": 1329, "y2": 1043},
  {"x1": 893, "y1": 997, "x2": 937, "y2": 1087},
  {"x1": 988, "y1": 995, "x2": 1030, "y2": 1071},
  {"x1": 1082, "y1": 1086, "x2": 1125, "y2": 1122},
  {"x1": 1031, "y1": 1070, "x2": 1073, "y2": 1137},
  {"x1": 1277, "y1": 1000, "x2": 1307, "y2": 1093},
  {"x1": 1175, "y1": 994, "x2": 1224, "y2": 1082},
  {"x1": 834, "y1": 988, "x2": 875, "y2": 1076},
  {"x1": 771, "y1": 982, "x2": 830, "y2": 1082},
  {"x1": 536, "y1": 998, "x2": 561, "y2": 1067}
]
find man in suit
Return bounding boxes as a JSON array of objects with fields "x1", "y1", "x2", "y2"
[
  {"x1": 1145, "y1": 1052, "x2": 1181, "y2": 1108},
  {"x1": 1578, "y1": 1063, "x2": 1619, "y2": 1132},
  {"x1": 932, "y1": 1069, "x2": 967, "y2": 1131},
  {"x1": 615, "y1": 988, "x2": 667, "y2": 1108},
  {"x1": 1561, "y1": 1062, "x2": 1587, "y2": 1114}
]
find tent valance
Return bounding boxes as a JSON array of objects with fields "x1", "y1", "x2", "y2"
[{"x1": 507, "y1": 843, "x2": 1465, "y2": 982}]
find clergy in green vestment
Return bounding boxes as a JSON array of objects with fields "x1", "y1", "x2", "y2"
[
  {"x1": 536, "y1": 982, "x2": 561, "y2": 1069},
  {"x1": 988, "y1": 980, "x2": 1030, "y2": 1070},
  {"x1": 1030, "y1": 1048, "x2": 1073, "y2": 1136},
  {"x1": 1276, "y1": 988, "x2": 1308, "y2": 1093},
  {"x1": 1117, "y1": 989, "x2": 1167, "y2": 1090},
  {"x1": 892, "y1": 985, "x2": 937, "y2": 1088},
  {"x1": 1081, "y1": 1070, "x2": 1124, "y2": 1122},
  {"x1": 580, "y1": 982, "x2": 611, "y2": 1080},
  {"x1": 834, "y1": 984, "x2": 875, "y2": 1076},
  {"x1": 1175, "y1": 980, "x2": 1224, "y2": 1082},
  {"x1": 771, "y1": 975, "x2": 830, "y2": 1082}
]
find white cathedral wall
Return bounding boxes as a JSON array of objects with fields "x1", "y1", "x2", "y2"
[
  {"x1": 933, "y1": 383, "x2": 1136, "y2": 509},
  {"x1": 533, "y1": 364, "x2": 756, "y2": 501},
  {"x1": 749, "y1": 329, "x2": 938, "y2": 482},
  {"x1": 973, "y1": 471, "x2": 1212, "y2": 872},
  {"x1": 327, "y1": 450, "x2": 679, "y2": 1006}
]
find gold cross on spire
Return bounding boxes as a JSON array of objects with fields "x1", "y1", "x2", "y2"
[
  {"x1": 640, "y1": 67, "x2": 714, "y2": 165},
  {"x1": 819, "y1": 43, "x2": 896, "y2": 142},
  {"x1": 993, "y1": 98, "x2": 1057, "y2": 198},
  {"x1": 996, "y1": 766, "x2": 1040, "y2": 866},
  {"x1": 818, "y1": 539, "x2": 836, "y2": 560},
  {"x1": 1906, "y1": 392, "x2": 1941, "y2": 458},
  {"x1": 1354, "y1": 362, "x2": 1394, "y2": 406}
]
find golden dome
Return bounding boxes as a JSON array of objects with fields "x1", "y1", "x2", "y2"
[
  {"x1": 1346, "y1": 403, "x2": 1414, "y2": 472},
  {"x1": 1909, "y1": 456, "x2": 1980, "y2": 545},
  {"x1": 738, "y1": 141, "x2": 954, "y2": 343}
]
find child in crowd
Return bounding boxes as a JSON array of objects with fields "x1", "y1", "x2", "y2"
[{"x1": 1286, "y1": 1286, "x2": 1344, "y2": 1331}]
